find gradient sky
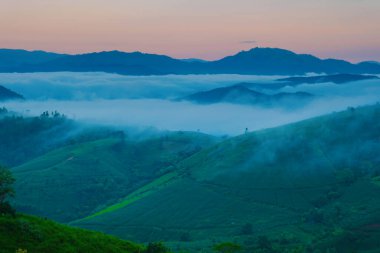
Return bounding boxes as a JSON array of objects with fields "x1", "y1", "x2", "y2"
[{"x1": 1, "y1": 0, "x2": 380, "y2": 62}]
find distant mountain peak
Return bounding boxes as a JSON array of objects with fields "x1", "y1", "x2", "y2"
[
  {"x1": 233, "y1": 47, "x2": 301, "y2": 58},
  {"x1": 247, "y1": 47, "x2": 295, "y2": 53}
]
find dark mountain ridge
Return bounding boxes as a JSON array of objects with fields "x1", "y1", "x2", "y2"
[
  {"x1": 181, "y1": 84, "x2": 313, "y2": 107},
  {"x1": 278, "y1": 73, "x2": 379, "y2": 85},
  {"x1": 236, "y1": 73, "x2": 379, "y2": 91},
  {"x1": 0, "y1": 49, "x2": 63, "y2": 70},
  {"x1": 1, "y1": 47, "x2": 380, "y2": 75},
  {"x1": 26, "y1": 50, "x2": 197, "y2": 75},
  {"x1": 0, "y1": 85, "x2": 24, "y2": 101}
]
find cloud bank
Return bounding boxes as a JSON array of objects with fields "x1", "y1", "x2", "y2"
[
  {"x1": 1, "y1": 72, "x2": 380, "y2": 136},
  {"x1": 0, "y1": 72, "x2": 276, "y2": 100}
]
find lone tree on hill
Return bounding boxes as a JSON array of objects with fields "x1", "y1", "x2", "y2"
[{"x1": 0, "y1": 165, "x2": 15, "y2": 216}]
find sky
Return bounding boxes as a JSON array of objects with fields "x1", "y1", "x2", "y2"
[{"x1": 1, "y1": 0, "x2": 380, "y2": 62}]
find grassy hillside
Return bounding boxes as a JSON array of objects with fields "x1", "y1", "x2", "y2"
[
  {"x1": 0, "y1": 214, "x2": 143, "y2": 253},
  {"x1": 74, "y1": 104, "x2": 380, "y2": 252},
  {"x1": 13, "y1": 131, "x2": 218, "y2": 222}
]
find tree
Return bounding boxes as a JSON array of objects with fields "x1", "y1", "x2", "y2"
[
  {"x1": 0, "y1": 166, "x2": 15, "y2": 216},
  {"x1": 213, "y1": 242, "x2": 242, "y2": 253}
]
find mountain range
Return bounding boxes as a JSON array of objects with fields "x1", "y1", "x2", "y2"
[{"x1": 1, "y1": 47, "x2": 380, "y2": 75}]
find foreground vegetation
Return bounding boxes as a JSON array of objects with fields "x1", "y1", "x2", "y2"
[
  {"x1": 0, "y1": 214, "x2": 144, "y2": 253},
  {"x1": 1, "y1": 166, "x2": 173, "y2": 253}
]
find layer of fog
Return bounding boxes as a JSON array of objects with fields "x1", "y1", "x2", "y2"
[
  {"x1": 3, "y1": 97, "x2": 379, "y2": 136},
  {"x1": 1, "y1": 72, "x2": 379, "y2": 136},
  {"x1": 0, "y1": 72, "x2": 278, "y2": 100}
]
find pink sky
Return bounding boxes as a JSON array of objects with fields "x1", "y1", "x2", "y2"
[{"x1": 1, "y1": 0, "x2": 380, "y2": 62}]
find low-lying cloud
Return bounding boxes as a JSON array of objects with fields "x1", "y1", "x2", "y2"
[
  {"x1": 2, "y1": 97, "x2": 379, "y2": 136},
  {"x1": 0, "y1": 72, "x2": 277, "y2": 100},
  {"x1": 1, "y1": 72, "x2": 380, "y2": 136}
]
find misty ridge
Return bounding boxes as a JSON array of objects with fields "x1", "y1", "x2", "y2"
[{"x1": 1, "y1": 72, "x2": 380, "y2": 135}]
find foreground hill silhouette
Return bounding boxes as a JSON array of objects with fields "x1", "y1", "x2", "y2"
[
  {"x1": 1, "y1": 47, "x2": 380, "y2": 75},
  {"x1": 71, "y1": 104, "x2": 380, "y2": 252},
  {"x1": 12, "y1": 131, "x2": 219, "y2": 222}
]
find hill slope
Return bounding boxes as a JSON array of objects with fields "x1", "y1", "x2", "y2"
[
  {"x1": 0, "y1": 214, "x2": 142, "y2": 253},
  {"x1": 74, "y1": 104, "x2": 380, "y2": 252},
  {"x1": 13, "y1": 132, "x2": 219, "y2": 222}
]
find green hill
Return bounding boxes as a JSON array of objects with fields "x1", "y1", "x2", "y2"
[
  {"x1": 12, "y1": 131, "x2": 219, "y2": 222},
  {"x1": 73, "y1": 104, "x2": 380, "y2": 252},
  {"x1": 0, "y1": 214, "x2": 143, "y2": 253}
]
